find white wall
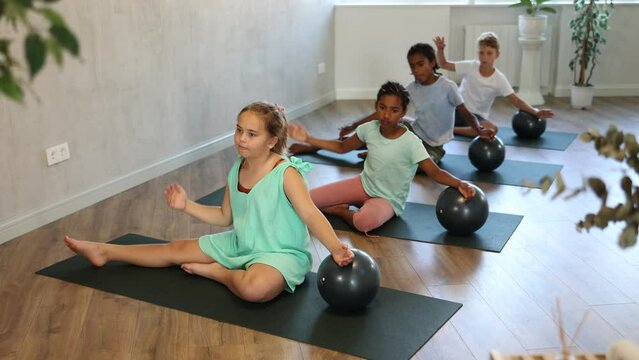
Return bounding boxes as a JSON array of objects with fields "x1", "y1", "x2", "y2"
[
  {"x1": 0, "y1": 0, "x2": 337, "y2": 244},
  {"x1": 335, "y1": 5, "x2": 451, "y2": 99},
  {"x1": 335, "y1": 4, "x2": 639, "y2": 99}
]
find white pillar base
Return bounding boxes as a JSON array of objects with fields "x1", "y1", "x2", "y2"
[{"x1": 517, "y1": 37, "x2": 545, "y2": 106}]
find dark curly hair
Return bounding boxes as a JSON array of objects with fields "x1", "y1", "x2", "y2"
[{"x1": 376, "y1": 81, "x2": 410, "y2": 111}]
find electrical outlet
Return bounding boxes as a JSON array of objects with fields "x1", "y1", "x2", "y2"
[
  {"x1": 46, "y1": 142, "x2": 71, "y2": 166},
  {"x1": 317, "y1": 62, "x2": 326, "y2": 75}
]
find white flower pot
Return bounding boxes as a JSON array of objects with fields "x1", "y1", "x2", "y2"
[
  {"x1": 570, "y1": 84, "x2": 594, "y2": 109},
  {"x1": 518, "y1": 14, "x2": 548, "y2": 40}
]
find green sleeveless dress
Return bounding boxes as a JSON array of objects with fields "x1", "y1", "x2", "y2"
[{"x1": 198, "y1": 156, "x2": 314, "y2": 293}]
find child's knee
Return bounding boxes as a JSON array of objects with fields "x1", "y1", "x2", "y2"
[
  {"x1": 235, "y1": 271, "x2": 283, "y2": 303},
  {"x1": 352, "y1": 212, "x2": 382, "y2": 233}
]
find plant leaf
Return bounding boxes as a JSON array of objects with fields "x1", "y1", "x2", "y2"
[
  {"x1": 46, "y1": 38, "x2": 63, "y2": 66},
  {"x1": 0, "y1": 73, "x2": 24, "y2": 102},
  {"x1": 587, "y1": 177, "x2": 607, "y2": 199},
  {"x1": 25, "y1": 33, "x2": 47, "y2": 79},
  {"x1": 49, "y1": 24, "x2": 79, "y2": 56},
  {"x1": 37, "y1": 7, "x2": 65, "y2": 27}
]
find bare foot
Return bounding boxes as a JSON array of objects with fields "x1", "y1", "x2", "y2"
[
  {"x1": 288, "y1": 143, "x2": 318, "y2": 155},
  {"x1": 357, "y1": 151, "x2": 368, "y2": 159},
  {"x1": 320, "y1": 203, "x2": 351, "y2": 216},
  {"x1": 63, "y1": 236, "x2": 107, "y2": 267},
  {"x1": 181, "y1": 262, "x2": 223, "y2": 280}
]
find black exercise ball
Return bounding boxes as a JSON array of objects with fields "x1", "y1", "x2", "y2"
[
  {"x1": 317, "y1": 248, "x2": 380, "y2": 312},
  {"x1": 468, "y1": 136, "x2": 505, "y2": 172},
  {"x1": 512, "y1": 110, "x2": 546, "y2": 139},
  {"x1": 436, "y1": 185, "x2": 489, "y2": 236}
]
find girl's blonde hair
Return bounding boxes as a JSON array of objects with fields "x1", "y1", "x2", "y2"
[{"x1": 238, "y1": 101, "x2": 288, "y2": 155}]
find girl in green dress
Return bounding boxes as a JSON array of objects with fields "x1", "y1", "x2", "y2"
[{"x1": 64, "y1": 101, "x2": 354, "y2": 303}]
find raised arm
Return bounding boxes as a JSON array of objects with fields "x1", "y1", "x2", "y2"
[
  {"x1": 506, "y1": 93, "x2": 555, "y2": 119},
  {"x1": 338, "y1": 112, "x2": 378, "y2": 139},
  {"x1": 283, "y1": 168, "x2": 354, "y2": 266},
  {"x1": 418, "y1": 158, "x2": 476, "y2": 199},
  {"x1": 434, "y1": 36, "x2": 456, "y2": 72},
  {"x1": 164, "y1": 183, "x2": 233, "y2": 227},
  {"x1": 288, "y1": 123, "x2": 365, "y2": 154}
]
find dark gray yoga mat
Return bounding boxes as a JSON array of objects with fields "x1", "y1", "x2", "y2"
[
  {"x1": 37, "y1": 234, "x2": 462, "y2": 360},
  {"x1": 295, "y1": 150, "x2": 562, "y2": 189},
  {"x1": 197, "y1": 189, "x2": 522, "y2": 252},
  {"x1": 452, "y1": 127, "x2": 577, "y2": 150}
]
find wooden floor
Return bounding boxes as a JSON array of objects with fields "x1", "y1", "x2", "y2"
[{"x1": 2, "y1": 96, "x2": 639, "y2": 359}]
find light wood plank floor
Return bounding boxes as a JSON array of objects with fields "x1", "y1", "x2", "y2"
[{"x1": 1, "y1": 96, "x2": 639, "y2": 359}]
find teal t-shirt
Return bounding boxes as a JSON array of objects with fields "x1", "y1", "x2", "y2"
[
  {"x1": 356, "y1": 121, "x2": 429, "y2": 215},
  {"x1": 198, "y1": 156, "x2": 314, "y2": 293}
]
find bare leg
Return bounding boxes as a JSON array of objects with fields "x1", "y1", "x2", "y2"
[
  {"x1": 454, "y1": 119, "x2": 499, "y2": 138},
  {"x1": 288, "y1": 143, "x2": 319, "y2": 155},
  {"x1": 320, "y1": 204, "x2": 356, "y2": 229},
  {"x1": 181, "y1": 262, "x2": 286, "y2": 303},
  {"x1": 63, "y1": 236, "x2": 214, "y2": 268}
]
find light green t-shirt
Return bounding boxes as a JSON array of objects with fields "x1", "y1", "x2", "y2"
[
  {"x1": 356, "y1": 121, "x2": 429, "y2": 215},
  {"x1": 198, "y1": 156, "x2": 314, "y2": 293}
]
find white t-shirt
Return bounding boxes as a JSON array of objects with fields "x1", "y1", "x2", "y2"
[
  {"x1": 407, "y1": 76, "x2": 464, "y2": 147},
  {"x1": 455, "y1": 60, "x2": 514, "y2": 119}
]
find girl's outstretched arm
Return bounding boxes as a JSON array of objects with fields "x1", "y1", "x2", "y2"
[
  {"x1": 165, "y1": 183, "x2": 233, "y2": 227},
  {"x1": 288, "y1": 123, "x2": 364, "y2": 154},
  {"x1": 283, "y1": 168, "x2": 354, "y2": 266},
  {"x1": 338, "y1": 112, "x2": 378, "y2": 139},
  {"x1": 456, "y1": 104, "x2": 495, "y2": 140},
  {"x1": 418, "y1": 159, "x2": 476, "y2": 199}
]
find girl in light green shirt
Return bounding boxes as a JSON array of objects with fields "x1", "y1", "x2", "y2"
[{"x1": 289, "y1": 82, "x2": 476, "y2": 234}]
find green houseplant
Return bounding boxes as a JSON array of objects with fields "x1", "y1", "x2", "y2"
[
  {"x1": 510, "y1": 0, "x2": 557, "y2": 40},
  {"x1": 569, "y1": 0, "x2": 614, "y2": 109},
  {"x1": 0, "y1": 0, "x2": 80, "y2": 103},
  {"x1": 510, "y1": 0, "x2": 556, "y2": 16}
]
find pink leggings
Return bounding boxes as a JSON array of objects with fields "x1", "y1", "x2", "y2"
[{"x1": 310, "y1": 175, "x2": 395, "y2": 233}]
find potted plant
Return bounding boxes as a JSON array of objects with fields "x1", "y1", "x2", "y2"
[
  {"x1": 569, "y1": 0, "x2": 614, "y2": 109},
  {"x1": 509, "y1": 0, "x2": 556, "y2": 39}
]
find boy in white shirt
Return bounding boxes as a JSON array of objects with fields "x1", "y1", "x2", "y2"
[{"x1": 434, "y1": 32, "x2": 554, "y2": 138}]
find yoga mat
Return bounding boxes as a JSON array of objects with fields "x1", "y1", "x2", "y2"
[
  {"x1": 37, "y1": 234, "x2": 462, "y2": 360},
  {"x1": 452, "y1": 127, "x2": 577, "y2": 151},
  {"x1": 296, "y1": 150, "x2": 562, "y2": 189},
  {"x1": 198, "y1": 189, "x2": 523, "y2": 253}
]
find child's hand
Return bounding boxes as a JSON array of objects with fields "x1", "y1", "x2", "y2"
[
  {"x1": 433, "y1": 36, "x2": 446, "y2": 51},
  {"x1": 332, "y1": 242, "x2": 354, "y2": 267},
  {"x1": 535, "y1": 108, "x2": 554, "y2": 119},
  {"x1": 288, "y1": 123, "x2": 309, "y2": 143},
  {"x1": 457, "y1": 181, "x2": 476, "y2": 200},
  {"x1": 164, "y1": 183, "x2": 188, "y2": 211},
  {"x1": 478, "y1": 126, "x2": 496, "y2": 141},
  {"x1": 338, "y1": 124, "x2": 356, "y2": 139}
]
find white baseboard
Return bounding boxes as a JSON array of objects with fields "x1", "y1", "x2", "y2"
[
  {"x1": 286, "y1": 90, "x2": 337, "y2": 120},
  {"x1": 0, "y1": 91, "x2": 336, "y2": 245},
  {"x1": 553, "y1": 84, "x2": 639, "y2": 97}
]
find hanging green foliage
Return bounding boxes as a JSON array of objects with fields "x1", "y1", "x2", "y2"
[
  {"x1": 540, "y1": 125, "x2": 639, "y2": 248},
  {"x1": 0, "y1": 0, "x2": 80, "y2": 102}
]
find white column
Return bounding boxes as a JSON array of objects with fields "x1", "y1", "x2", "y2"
[{"x1": 517, "y1": 37, "x2": 545, "y2": 106}]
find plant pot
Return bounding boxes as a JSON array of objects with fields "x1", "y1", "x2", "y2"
[
  {"x1": 570, "y1": 84, "x2": 594, "y2": 109},
  {"x1": 518, "y1": 14, "x2": 548, "y2": 40}
]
